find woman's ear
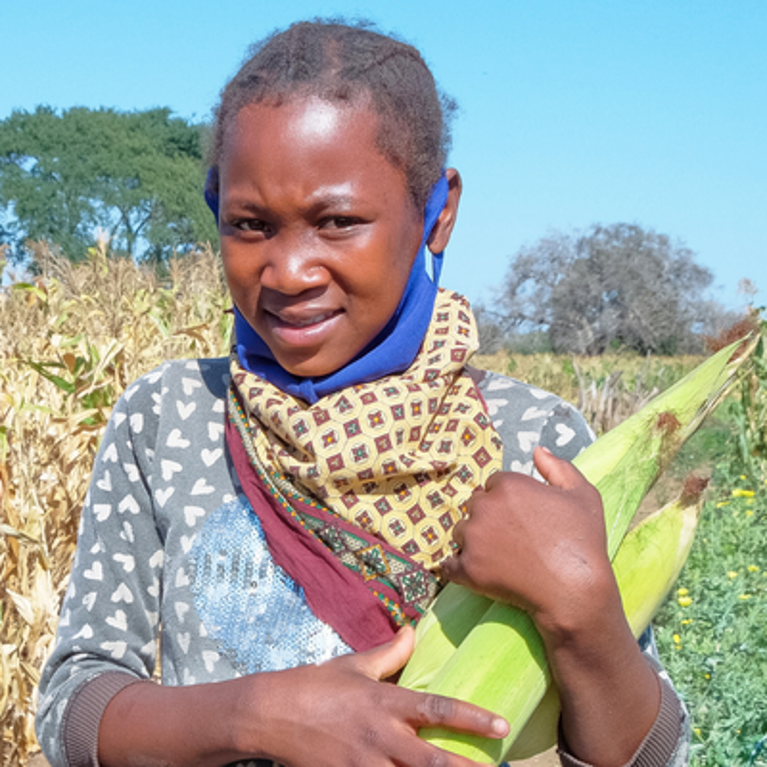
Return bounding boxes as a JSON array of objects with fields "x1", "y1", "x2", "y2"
[{"x1": 427, "y1": 168, "x2": 462, "y2": 253}]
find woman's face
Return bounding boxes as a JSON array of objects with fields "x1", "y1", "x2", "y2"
[{"x1": 218, "y1": 96, "x2": 425, "y2": 378}]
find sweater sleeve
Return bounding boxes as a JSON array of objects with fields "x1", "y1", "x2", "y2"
[
  {"x1": 474, "y1": 368, "x2": 595, "y2": 472},
  {"x1": 35, "y1": 368, "x2": 167, "y2": 767}
]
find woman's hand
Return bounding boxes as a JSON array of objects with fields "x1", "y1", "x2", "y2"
[
  {"x1": 244, "y1": 625, "x2": 508, "y2": 767},
  {"x1": 442, "y1": 445, "x2": 613, "y2": 636},
  {"x1": 99, "y1": 626, "x2": 508, "y2": 767}
]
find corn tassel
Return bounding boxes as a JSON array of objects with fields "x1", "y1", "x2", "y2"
[{"x1": 400, "y1": 336, "x2": 755, "y2": 763}]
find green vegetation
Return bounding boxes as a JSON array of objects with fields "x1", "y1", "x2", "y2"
[
  {"x1": 653, "y1": 328, "x2": 767, "y2": 767},
  {"x1": 479, "y1": 328, "x2": 767, "y2": 766},
  {"x1": 655, "y1": 482, "x2": 767, "y2": 766},
  {"x1": 0, "y1": 107, "x2": 217, "y2": 265}
]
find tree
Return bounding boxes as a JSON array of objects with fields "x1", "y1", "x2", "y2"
[
  {"x1": 491, "y1": 223, "x2": 717, "y2": 355},
  {"x1": 0, "y1": 106, "x2": 218, "y2": 264}
]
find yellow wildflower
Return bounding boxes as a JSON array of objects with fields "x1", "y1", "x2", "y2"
[
  {"x1": 716, "y1": 501, "x2": 731, "y2": 508},
  {"x1": 739, "y1": 594, "x2": 751, "y2": 601},
  {"x1": 678, "y1": 596, "x2": 692, "y2": 607},
  {"x1": 727, "y1": 571, "x2": 739, "y2": 579},
  {"x1": 677, "y1": 587, "x2": 689, "y2": 596},
  {"x1": 732, "y1": 488, "x2": 755, "y2": 498},
  {"x1": 681, "y1": 618, "x2": 693, "y2": 625},
  {"x1": 673, "y1": 633, "x2": 681, "y2": 644},
  {"x1": 748, "y1": 565, "x2": 760, "y2": 573}
]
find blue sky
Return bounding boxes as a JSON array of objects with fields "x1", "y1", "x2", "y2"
[{"x1": 2, "y1": 0, "x2": 765, "y2": 311}]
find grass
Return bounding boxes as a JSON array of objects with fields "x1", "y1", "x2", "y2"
[{"x1": 654, "y1": 484, "x2": 767, "y2": 766}]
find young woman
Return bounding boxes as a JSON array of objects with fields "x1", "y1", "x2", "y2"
[{"x1": 37, "y1": 20, "x2": 690, "y2": 767}]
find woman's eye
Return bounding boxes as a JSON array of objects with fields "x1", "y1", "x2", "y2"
[
  {"x1": 236, "y1": 219, "x2": 269, "y2": 232},
  {"x1": 321, "y1": 216, "x2": 360, "y2": 231}
]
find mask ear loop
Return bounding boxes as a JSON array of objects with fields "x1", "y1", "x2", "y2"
[
  {"x1": 205, "y1": 168, "x2": 220, "y2": 224},
  {"x1": 430, "y1": 249, "x2": 444, "y2": 284},
  {"x1": 421, "y1": 171, "x2": 449, "y2": 285}
]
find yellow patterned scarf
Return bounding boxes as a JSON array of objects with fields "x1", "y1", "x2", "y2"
[{"x1": 230, "y1": 289, "x2": 503, "y2": 570}]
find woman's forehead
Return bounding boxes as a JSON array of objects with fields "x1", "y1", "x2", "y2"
[
  {"x1": 223, "y1": 94, "x2": 379, "y2": 157},
  {"x1": 218, "y1": 96, "x2": 417, "y2": 213}
]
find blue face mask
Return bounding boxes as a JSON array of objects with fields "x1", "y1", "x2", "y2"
[{"x1": 205, "y1": 170, "x2": 449, "y2": 404}]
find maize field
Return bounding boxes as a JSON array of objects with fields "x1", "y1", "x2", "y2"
[{"x1": 1, "y1": 243, "x2": 765, "y2": 766}]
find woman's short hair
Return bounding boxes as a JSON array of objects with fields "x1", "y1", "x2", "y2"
[{"x1": 209, "y1": 19, "x2": 456, "y2": 210}]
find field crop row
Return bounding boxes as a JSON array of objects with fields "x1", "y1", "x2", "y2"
[{"x1": 1, "y1": 245, "x2": 764, "y2": 765}]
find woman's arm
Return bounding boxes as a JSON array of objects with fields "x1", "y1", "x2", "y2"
[
  {"x1": 35, "y1": 374, "x2": 166, "y2": 766},
  {"x1": 97, "y1": 627, "x2": 509, "y2": 767},
  {"x1": 442, "y1": 447, "x2": 677, "y2": 767}
]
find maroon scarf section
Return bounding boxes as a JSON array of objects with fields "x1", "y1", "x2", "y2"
[{"x1": 226, "y1": 418, "x2": 419, "y2": 652}]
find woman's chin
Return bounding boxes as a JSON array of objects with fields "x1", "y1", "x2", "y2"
[{"x1": 269, "y1": 346, "x2": 350, "y2": 380}]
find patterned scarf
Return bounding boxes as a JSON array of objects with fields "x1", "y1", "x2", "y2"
[{"x1": 230, "y1": 289, "x2": 504, "y2": 571}]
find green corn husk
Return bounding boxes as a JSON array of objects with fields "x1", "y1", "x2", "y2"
[
  {"x1": 398, "y1": 583, "x2": 493, "y2": 691},
  {"x1": 616, "y1": 491, "x2": 702, "y2": 638},
  {"x1": 505, "y1": 493, "x2": 702, "y2": 760},
  {"x1": 401, "y1": 336, "x2": 755, "y2": 763},
  {"x1": 400, "y1": 426, "x2": 666, "y2": 694}
]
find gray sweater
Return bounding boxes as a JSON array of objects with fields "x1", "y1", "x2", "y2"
[{"x1": 36, "y1": 358, "x2": 690, "y2": 767}]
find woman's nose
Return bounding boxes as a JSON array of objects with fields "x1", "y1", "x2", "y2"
[{"x1": 258, "y1": 233, "x2": 327, "y2": 295}]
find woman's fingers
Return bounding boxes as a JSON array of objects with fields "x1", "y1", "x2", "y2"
[
  {"x1": 352, "y1": 625, "x2": 416, "y2": 681},
  {"x1": 408, "y1": 691, "x2": 509, "y2": 739},
  {"x1": 385, "y1": 719, "x2": 502, "y2": 767},
  {"x1": 533, "y1": 445, "x2": 587, "y2": 490},
  {"x1": 350, "y1": 630, "x2": 508, "y2": 741}
]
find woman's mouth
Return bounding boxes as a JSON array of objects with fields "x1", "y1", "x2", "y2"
[
  {"x1": 264, "y1": 307, "x2": 345, "y2": 348},
  {"x1": 275, "y1": 309, "x2": 341, "y2": 328},
  {"x1": 268, "y1": 308, "x2": 342, "y2": 329}
]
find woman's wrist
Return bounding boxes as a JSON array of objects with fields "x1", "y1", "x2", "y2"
[
  {"x1": 98, "y1": 676, "x2": 257, "y2": 767},
  {"x1": 531, "y1": 554, "x2": 622, "y2": 649},
  {"x1": 532, "y1": 568, "x2": 663, "y2": 766}
]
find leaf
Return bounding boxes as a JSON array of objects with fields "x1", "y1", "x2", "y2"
[{"x1": 23, "y1": 360, "x2": 76, "y2": 394}]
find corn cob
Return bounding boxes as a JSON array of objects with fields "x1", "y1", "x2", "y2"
[
  {"x1": 400, "y1": 336, "x2": 755, "y2": 763},
  {"x1": 398, "y1": 583, "x2": 493, "y2": 691}
]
